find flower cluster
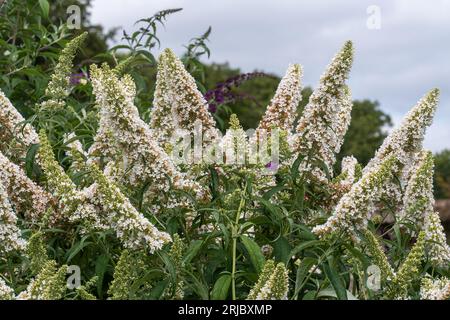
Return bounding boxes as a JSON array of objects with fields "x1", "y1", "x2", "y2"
[
  {"x1": 364, "y1": 89, "x2": 439, "y2": 174},
  {"x1": 255, "y1": 64, "x2": 303, "y2": 133},
  {"x1": 0, "y1": 278, "x2": 14, "y2": 300},
  {"x1": 150, "y1": 48, "x2": 219, "y2": 148},
  {"x1": 89, "y1": 63, "x2": 209, "y2": 205},
  {"x1": 0, "y1": 151, "x2": 51, "y2": 222},
  {"x1": 312, "y1": 155, "x2": 398, "y2": 237},
  {"x1": 423, "y1": 210, "x2": 450, "y2": 268},
  {"x1": 0, "y1": 89, "x2": 39, "y2": 160},
  {"x1": 292, "y1": 41, "x2": 354, "y2": 182},
  {"x1": 39, "y1": 32, "x2": 87, "y2": 110},
  {"x1": 420, "y1": 277, "x2": 450, "y2": 300},
  {"x1": 398, "y1": 151, "x2": 435, "y2": 226},
  {"x1": 86, "y1": 162, "x2": 172, "y2": 252},
  {"x1": 398, "y1": 151, "x2": 450, "y2": 267},
  {"x1": 247, "y1": 260, "x2": 289, "y2": 300},
  {"x1": 37, "y1": 131, "x2": 83, "y2": 221},
  {"x1": 16, "y1": 260, "x2": 68, "y2": 300},
  {"x1": 387, "y1": 232, "x2": 426, "y2": 299},
  {"x1": 0, "y1": 181, "x2": 26, "y2": 253}
]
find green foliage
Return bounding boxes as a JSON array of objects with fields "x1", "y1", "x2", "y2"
[{"x1": 434, "y1": 149, "x2": 450, "y2": 199}]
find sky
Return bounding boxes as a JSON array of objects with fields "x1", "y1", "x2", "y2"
[{"x1": 90, "y1": 0, "x2": 450, "y2": 152}]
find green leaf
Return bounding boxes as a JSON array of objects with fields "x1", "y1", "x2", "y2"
[
  {"x1": 95, "y1": 255, "x2": 110, "y2": 298},
  {"x1": 240, "y1": 235, "x2": 265, "y2": 274},
  {"x1": 211, "y1": 274, "x2": 231, "y2": 300},
  {"x1": 293, "y1": 257, "x2": 316, "y2": 299},
  {"x1": 38, "y1": 0, "x2": 50, "y2": 19},
  {"x1": 323, "y1": 258, "x2": 348, "y2": 300},
  {"x1": 273, "y1": 236, "x2": 291, "y2": 263},
  {"x1": 25, "y1": 143, "x2": 40, "y2": 178},
  {"x1": 183, "y1": 240, "x2": 203, "y2": 265}
]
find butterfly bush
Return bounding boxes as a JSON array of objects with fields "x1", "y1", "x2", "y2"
[{"x1": 0, "y1": 32, "x2": 449, "y2": 301}]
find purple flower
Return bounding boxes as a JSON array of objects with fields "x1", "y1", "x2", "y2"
[
  {"x1": 70, "y1": 72, "x2": 88, "y2": 86},
  {"x1": 204, "y1": 71, "x2": 274, "y2": 113},
  {"x1": 265, "y1": 161, "x2": 279, "y2": 171}
]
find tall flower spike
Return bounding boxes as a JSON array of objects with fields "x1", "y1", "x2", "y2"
[
  {"x1": 364, "y1": 89, "x2": 439, "y2": 174},
  {"x1": 247, "y1": 260, "x2": 289, "y2": 300},
  {"x1": 221, "y1": 114, "x2": 248, "y2": 166},
  {"x1": 312, "y1": 155, "x2": 398, "y2": 237},
  {"x1": 256, "y1": 64, "x2": 303, "y2": 133},
  {"x1": 398, "y1": 150, "x2": 450, "y2": 267},
  {"x1": 420, "y1": 277, "x2": 450, "y2": 300},
  {"x1": 292, "y1": 41, "x2": 354, "y2": 181},
  {"x1": 387, "y1": 231, "x2": 426, "y2": 299},
  {"x1": 399, "y1": 151, "x2": 434, "y2": 226},
  {"x1": 39, "y1": 32, "x2": 88, "y2": 110},
  {"x1": 0, "y1": 181, "x2": 26, "y2": 253},
  {"x1": 108, "y1": 250, "x2": 146, "y2": 300},
  {"x1": 0, "y1": 89, "x2": 39, "y2": 160},
  {"x1": 86, "y1": 162, "x2": 172, "y2": 252},
  {"x1": 89, "y1": 64, "x2": 209, "y2": 203},
  {"x1": 37, "y1": 131, "x2": 83, "y2": 220},
  {"x1": 16, "y1": 260, "x2": 68, "y2": 300},
  {"x1": 150, "y1": 48, "x2": 220, "y2": 148},
  {"x1": 0, "y1": 151, "x2": 51, "y2": 222},
  {"x1": 423, "y1": 210, "x2": 450, "y2": 268}
]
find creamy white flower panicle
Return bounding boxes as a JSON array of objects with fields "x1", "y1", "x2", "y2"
[
  {"x1": 87, "y1": 163, "x2": 172, "y2": 252},
  {"x1": 257, "y1": 64, "x2": 303, "y2": 133},
  {"x1": 0, "y1": 89, "x2": 39, "y2": 160},
  {"x1": 397, "y1": 150, "x2": 450, "y2": 267},
  {"x1": 364, "y1": 89, "x2": 439, "y2": 175},
  {"x1": 333, "y1": 86, "x2": 353, "y2": 153},
  {"x1": 89, "y1": 64, "x2": 209, "y2": 203},
  {"x1": 64, "y1": 133, "x2": 89, "y2": 173},
  {"x1": 0, "y1": 278, "x2": 14, "y2": 300},
  {"x1": 220, "y1": 114, "x2": 249, "y2": 166},
  {"x1": 312, "y1": 155, "x2": 398, "y2": 237},
  {"x1": 338, "y1": 155, "x2": 359, "y2": 187},
  {"x1": 420, "y1": 277, "x2": 450, "y2": 300},
  {"x1": 150, "y1": 48, "x2": 220, "y2": 148},
  {"x1": 39, "y1": 32, "x2": 87, "y2": 110},
  {"x1": 247, "y1": 260, "x2": 289, "y2": 300},
  {"x1": 423, "y1": 211, "x2": 450, "y2": 268},
  {"x1": 0, "y1": 181, "x2": 26, "y2": 253},
  {"x1": 0, "y1": 151, "x2": 50, "y2": 222},
  {"x1": 37, "y1": 131, "x2": 83, "y2": 221},
  {"x1": 292, "y1": 41, "x2": 354, "y2": 182},
  {"x1": 398, "y1": 151, "x2": 434, "y2": 226},
  {"x1": 149, "y1": 50, "x2": 177, "y2": 148}
]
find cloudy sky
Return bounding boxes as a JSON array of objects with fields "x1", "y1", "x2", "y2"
[{"x1": 91, "y1": 0, "x2": 450, "y2": 152}]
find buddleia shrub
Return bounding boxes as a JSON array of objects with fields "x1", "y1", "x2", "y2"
[{"x1": 0, "y1": 21, "x2": 449, "y2": 301}]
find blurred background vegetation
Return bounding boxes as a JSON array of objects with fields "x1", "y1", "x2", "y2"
[{"x1": 1, "y1": 0, "x2": 449, "y2": 199}]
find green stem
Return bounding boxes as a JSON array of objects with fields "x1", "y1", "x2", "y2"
[{"x1": 231, "y1": 185, "x2": 246, "y2": 300}]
